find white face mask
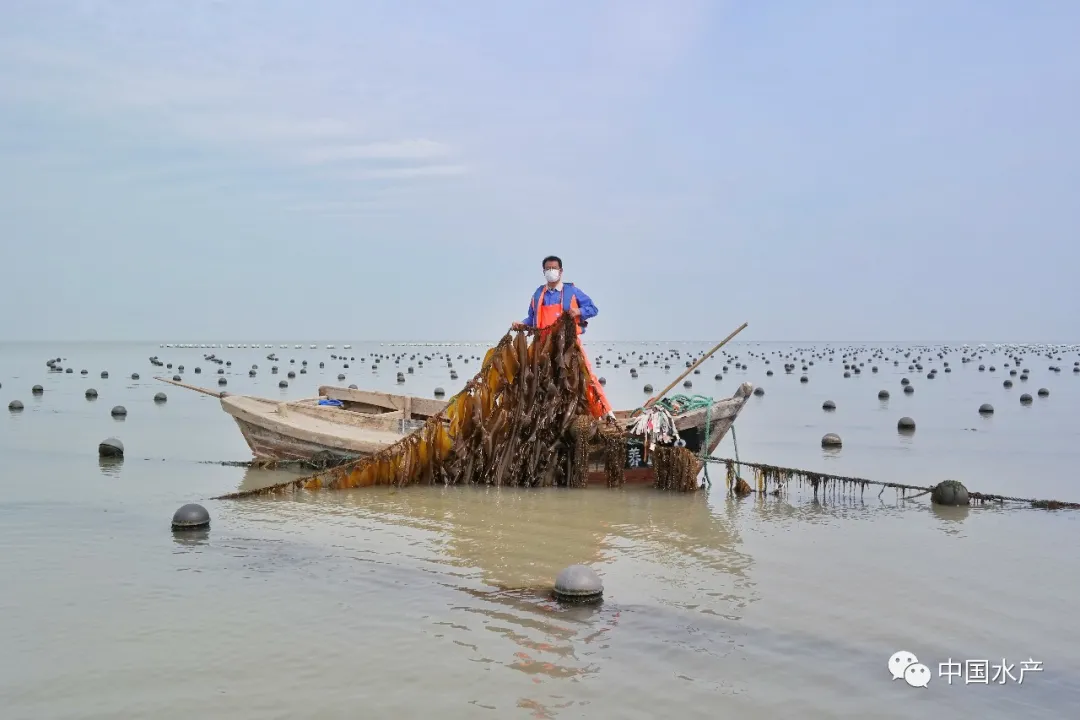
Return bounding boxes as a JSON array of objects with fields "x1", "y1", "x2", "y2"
[{"x1": 544, "y1": 268, "x2": 561, "y2": 284}]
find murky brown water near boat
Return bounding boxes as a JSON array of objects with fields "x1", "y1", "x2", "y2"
[{"x1": 2, "y1": 341, "x2": 1079, "y2": 718}]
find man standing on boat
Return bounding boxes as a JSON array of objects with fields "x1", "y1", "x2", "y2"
[{"x1": 512, "y1": 255, "x2": 614, "y2": 419}]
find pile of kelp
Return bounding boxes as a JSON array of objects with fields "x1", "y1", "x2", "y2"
[{"x1": 217, "y1": 314, "x2": 703, "y2": 500}]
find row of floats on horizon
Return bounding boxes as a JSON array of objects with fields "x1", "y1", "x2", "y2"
[
  {"x1": 157, "y1": 342, "x2": 495, "y2": 349},
  {"x1": 159, "y1": 342, "x2": 1079, "y2": 351}
]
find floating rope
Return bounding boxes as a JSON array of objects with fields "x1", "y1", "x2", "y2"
[{"x1": 707, "y1": 456, "x2": 1080, "y2": 510}]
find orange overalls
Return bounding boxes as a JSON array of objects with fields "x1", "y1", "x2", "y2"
[{"x1": 529, "y1": 284, "x2": 613, "y2": 418}]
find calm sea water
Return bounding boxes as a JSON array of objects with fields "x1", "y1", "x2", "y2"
[{"x1": 2, "y1": 339, "x2": 1078, "y2": 719}]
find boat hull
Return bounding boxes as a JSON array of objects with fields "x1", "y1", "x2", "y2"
[
  {"x1": 222, "y1": 383, "x2": 754, "y2": 488},
  {"x1": 230, "y1": 415, "x2": 367, "y2": 463}
]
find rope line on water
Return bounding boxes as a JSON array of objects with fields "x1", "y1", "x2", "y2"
[{"x1": 705, "y1": 455, "x2": 1080, "y2": 510}]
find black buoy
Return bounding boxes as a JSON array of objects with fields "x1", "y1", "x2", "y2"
[
  {"x1": 172, "y1": 375, "x2": 181, "y2": 381},
  {"x1": 878, "y1": 390, "x2": 890, "y2": 399},
  {"x1": 154, "y1": 392, "x2": 167, "y2": 403},
  {"x1": 98, "y1": 437, "x2": 124, "y2": 458},
  {"x1": 903, "y1": 385, "x2": 914, "y2": 394},
  {"x1": 434, "y1": 387, "x2": 445, "y2": 397},
  {"x1": 111, "y1": 405, "x2": 127, "y2": 417},
  {"x1": 822, "y1": 400, "x2": 835, "y2": 411},
  {"x1": 32, "y1": 385, "x2": 44, "y2": 395},
  {"x1": 131, "y1": 373, "x2": 140, "y2": 380},
  {"x1": 172, "y1": 503, "x2": 210, "y2": 531},
  {"x1": 553, "y1": 564, "x2": 603, "y2": 604},
  {"x1": 800, "y1": 375, "x2": 808, "y2": 383},
  {"x1": 643, "y1": 384, "x2": 653, "y2": 393},
  {"x1": 931, "y1": 480, "x2": 970, "y2": 507},
  {"x1": 753, "y1": 387, "x2": 764, "y2": 396},
  {"x1": 897, "y1": 416, "x2": 916, "y2": 432},
  {"x1": 1020, "y1": 393, "x2": 1032, "y2": 404},
  {"x1": 279, "y1": 380, "x2": 288, "y2": 388},
  {"x1": 337, "y1": 374, "x2": 346, "y2": 381},
  {"x1": 979, "y1": 403, "x2": 994, "y2": 415},
  {"x1": 101, "y1": 371, "x2": 109, "y2": 379},
  {"x1": 598, "y1": 377, "x2": 607, "y2": 386},
  {"x1": 218, "y1": 378, "x2": 227, "y2": 386},
  {"x1": 9, "y1": 400, "x2": 24, "y2": 412},
  {"x1": 821, "y1": 433, "x2": 842, "y2": 448},
  {"x1": 1037, "y1": 388, "x2": 1049, "y2": 397}
]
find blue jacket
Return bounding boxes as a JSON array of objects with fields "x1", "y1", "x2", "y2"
[{"x1": 523, "y1": 284, "x2": 598, "y2": 333}]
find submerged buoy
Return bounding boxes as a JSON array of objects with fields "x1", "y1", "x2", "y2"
[
  {"x1": 8, "y1": 400, "x2": 24, "y2": 411},
  {"x1": 553, "y1": 564, "x2": 603, "y2": 604},
  {"x1": 931, "y1": 480, "x2": 970, "y2": 507},
  {"x1": 878, "y1": 390, "x2": 890, "y2": 399},
  {"x1": 1037, "y1": 388, "x2": 1049, "y2": 397},
  {"x1": 821, "y1": 433, "x2": 842, "y2": 448},
  {"x1": 171, "y1": 503, "x2": 210, "y2": 530},
  {"x1": 643, "y1": 384, "x2": 653, "y2": 393},
  {"x1": 98, "y1": 437, "x2": 124, "y2": 458},
  {"x1": 979, "y1": 403, "x2": 994, "y2": 415},
  {"x1": 131, "y1": 373, "x2": 140, "y2": 380},
  {"x1": 85, "y1": 388, "x2": 98, "y2": 399},
  {"x1": 154, "y1": 392, "x2": 167, "y2": 403},
  {"x1": 897, "y1": 416, "x2": 916, "y2": 432},
  {"x1": 32, "y1": 385, "x2": 43, "y2": 395},
  {"x1": 1020, "y1": 393, "x2": 1032, "y2": 404}
]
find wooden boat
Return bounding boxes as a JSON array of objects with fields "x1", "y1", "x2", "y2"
[{"x1": 157, "y1": 378, "x2": 754, "y2": 486}]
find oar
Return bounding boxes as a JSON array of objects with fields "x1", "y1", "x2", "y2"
[{"x1": 643, "y1": 321, "x2": 749, "y2": 409}]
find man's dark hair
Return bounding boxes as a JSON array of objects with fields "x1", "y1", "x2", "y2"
[{"x1": 542, "y1": 255, "x2": 562, "y2": 269}]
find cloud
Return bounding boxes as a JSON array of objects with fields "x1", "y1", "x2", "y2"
[
  {"x1": 0, "y1": 38, "x2": 463, "y2": 192},
  {"x1": 298, "y1": 139, "x2": 452, "y2": 164},
  {"x1": 353, "y1": 164, "x2": 470, "y2": 180}
]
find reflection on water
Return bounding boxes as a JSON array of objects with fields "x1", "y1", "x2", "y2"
[
  {"x1": 171, "y1": 528, "x2": 211, "y2": 548},
  {"x1": 98, "y1": 456, "x2": 124, "y2": 477},
  {"x1": 234, "y1": 466, "x2": 755, "y2": 597},
  {"x1": 225, "y1": 467, "x2": 760, "y2": 706}
]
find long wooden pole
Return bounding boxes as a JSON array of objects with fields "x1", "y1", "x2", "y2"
[
  {"x1": 643, "y1": 322, "x2": 748, "y2": 409},
  {"x1": 154, "y1": 376, "x2": 322, "y2": 403},
  {"x1": 154, "y1": 376, "x2": 226, "y2": 398}
]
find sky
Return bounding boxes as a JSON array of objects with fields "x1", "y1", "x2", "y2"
[{"x1": 0, "y1": 0, "x2": 1077, "y2": 343}]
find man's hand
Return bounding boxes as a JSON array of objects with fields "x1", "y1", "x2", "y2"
[{"x1": 568, "y1": 307, "x2": 581, "y2": 318}]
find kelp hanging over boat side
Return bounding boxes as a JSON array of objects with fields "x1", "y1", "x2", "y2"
[{"x1": 216, "y1": 314, "x2": 681, "y2": 499}]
